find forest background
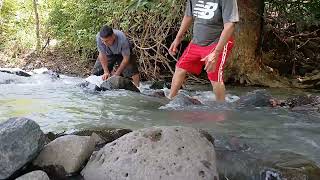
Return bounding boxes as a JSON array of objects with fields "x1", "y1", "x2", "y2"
[{"x1": 0, "y1": 0, "x2": 319, "y2": 88}]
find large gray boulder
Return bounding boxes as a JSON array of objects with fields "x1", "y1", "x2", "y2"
[
  {"x1": 0, "y1": 117, "x2": 45, "y2": 179},
  {"x1": 81, "y1": 126, "x2": 219, "y2": 180},
  {"x1": 15, "y1": 170, "x2": 50, "y2": 180},
  {"x1": 33, "y1": 135, "x2": 95, "y2": 174},
  {"x1": 101, "y1": 75, "x2": 140, "y2": 92}
]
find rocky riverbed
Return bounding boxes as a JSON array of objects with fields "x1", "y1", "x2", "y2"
[{"x1": 0, "y1": 117, "x2": 320, "y2": 180}]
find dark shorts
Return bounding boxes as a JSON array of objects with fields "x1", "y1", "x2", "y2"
[{"x1": 92, "y1": 53, "x2": 139, "y2": 78}]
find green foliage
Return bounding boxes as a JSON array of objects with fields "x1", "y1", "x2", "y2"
[
  {"x1": 47, "y1": 0, "x2": 185, "y2": 59},
  {"x1": 1, "y1": 0, "x2": 318, "y2": 62},
  {"x1": 48, "y1": 0, "x2": 129, "y2": 55},
  {"x1": 0, "y1": 0, "x2": 51, "y2": 55},
  {"x1": 265, "y1": 0, "x2": 320, "y2": 30},
  {"x1": 0, "y1": 0, "x2": 18, "y2": 50}
]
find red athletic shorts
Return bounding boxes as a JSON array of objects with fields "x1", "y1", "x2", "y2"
[{"x1": 176, "y1": 39, "x2": 234, "y2": 82}]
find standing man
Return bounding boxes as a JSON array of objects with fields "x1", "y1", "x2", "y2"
[
  {"x1": 93, "y1": 25, "x2": 140, "y2": 87},
  {"x1": 168, "y1": 0, "x2": 239, "y2": 102}
]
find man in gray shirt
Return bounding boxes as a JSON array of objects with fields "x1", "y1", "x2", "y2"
[
  {"x1": 93, "y1": 25, "x2": 140, "y2": 87},
  {"x1": 168, "y1": 0, "x2": 239, "y2": 102}
]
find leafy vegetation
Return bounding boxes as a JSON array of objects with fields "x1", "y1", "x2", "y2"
[{"x1": 0, "y1": 0, "x2": 319, "y2": 82}]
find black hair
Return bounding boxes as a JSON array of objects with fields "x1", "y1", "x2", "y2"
[{"x1": 99, "y1": 25, "x2": 113, "y2": 38}]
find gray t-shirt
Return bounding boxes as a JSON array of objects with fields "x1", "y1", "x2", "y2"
[
  {"x1": 185, "y1": 0, "x2": 239, "y2": 46},
  {"x1": 96, "y1": 29, "x2": 131, "y2": 56}
]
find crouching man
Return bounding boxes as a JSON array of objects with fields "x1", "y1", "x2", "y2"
[{"x1": 93, "y1": 25, "x2": 140, "y2": 87}]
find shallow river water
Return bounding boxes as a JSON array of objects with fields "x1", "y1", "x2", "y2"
[{"x1": 1, "y1": 72, "x2": 319, "y2": 177}]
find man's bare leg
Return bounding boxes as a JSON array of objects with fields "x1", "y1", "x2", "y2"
[
  {"x1": 211, "y1": 81, "x2": 226, "y2": 102},
  {"x1": 132, "y1": 74, "x2": 140, "y2": 87},
  {"x1": 168, "y1": 67, "x2": 187, "y2": 99}
]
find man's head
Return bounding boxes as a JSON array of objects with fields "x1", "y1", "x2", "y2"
[{"x1": 100, "y1": 25, "x2": 116, "y2": 46}]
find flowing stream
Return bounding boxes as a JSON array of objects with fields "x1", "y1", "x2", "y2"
[{"x1": 1, "y1": 72, "x2": 319, "y2": 176}]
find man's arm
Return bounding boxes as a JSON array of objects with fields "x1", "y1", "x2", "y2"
[
  {"x1": 176, "y1": 16, "x2": 193, "y2": 42},
  {"x1": 202, "y1": 23, "x2": 236, "y2": 72},
  {"x1": 213, "y1": 22, "x2": 235, "y2": 54},
  {"x1": 169, "y1": 16, "x2": 193, "y2": 55},
  {"x1": 114, "y1": 55, "x2": 129, "y2": 76},
  {"x1": 98, "y1": 52, "x2": 110, "y2": 80}
]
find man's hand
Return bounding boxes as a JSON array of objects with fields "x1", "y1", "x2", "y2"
[
  {"x1": 201, "y1": 50, "x2": 219, "y2": 72},
  {"x1": 169, "y1": 38, "x2": 182, "y2": 56},
  {"x1": 102, "y1": 72, "x2": 110, "y2": 80}
]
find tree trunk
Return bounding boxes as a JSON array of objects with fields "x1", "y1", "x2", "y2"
[
  {"x1": 33, "y1": 0, "x2": 40, "y2": 53},
  {"x1": 225, "y1": 0, "x2": 290, "y2": 87}
]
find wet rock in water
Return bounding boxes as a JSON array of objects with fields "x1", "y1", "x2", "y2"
[
  {"x1": 286, "y1": 95, "x2": 320, "y2": 107},
  {"x1": 286, "y1": 95, "x2": 320, "y2": 112},
  {"x1": 15, "y1": 170, "x2": 50, "y2": 180},
  {"x1": 78, "y1": 81, "x2": 102, "y2": 92},
  {"x1": 101, "y1": 75, "x2": 140, "y2": 92},
  {"x1": 166, "y1": 93, "x2": 202, "y2": 107},
  {"x1": 46, "y1": 70, "x2": 60, "y2": 79},
  {"x1": 141, "y1": 89, "x2": 166, "y2": 98},
  {"x1": 237, "y1": 89, "x2": 272, "y2": 107},
  {"x1": 0, "y1": 117, "x2": 45, "y2": 179},
  {"x1": 33, "y1": 135, "x2": 95, "y2": 174},
  {"x1": 216, "y1": 149, "x2": 320, "y2": 180},
  {"x1": 262, "y1": 151, "x2": 320, "y2": 180},
  {"x1": 81, "y1": 126, "x2": 218, "y2": 180},
  {"x1": 82, "y1": 75, "x2": 139, "y2": 92},
  {"x1": 0, "y1": 68, "x2": 32, "y2": 77}
]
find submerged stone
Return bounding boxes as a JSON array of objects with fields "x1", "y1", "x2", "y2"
[{"x1": 216, "y1": 149, "x2": 320, "y2": 180}]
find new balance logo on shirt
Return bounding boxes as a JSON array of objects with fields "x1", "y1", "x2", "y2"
[
  {"x1": 185, "y1": 0, "x2": 239, "y2": 46},
  {"x1": 193, "y1": 0, "x2": 218, "y2": 20}
]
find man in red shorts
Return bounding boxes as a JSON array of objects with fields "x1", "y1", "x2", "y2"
[{"x1": 168, "y1": 0, "x2": 239, "y2": 102}]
